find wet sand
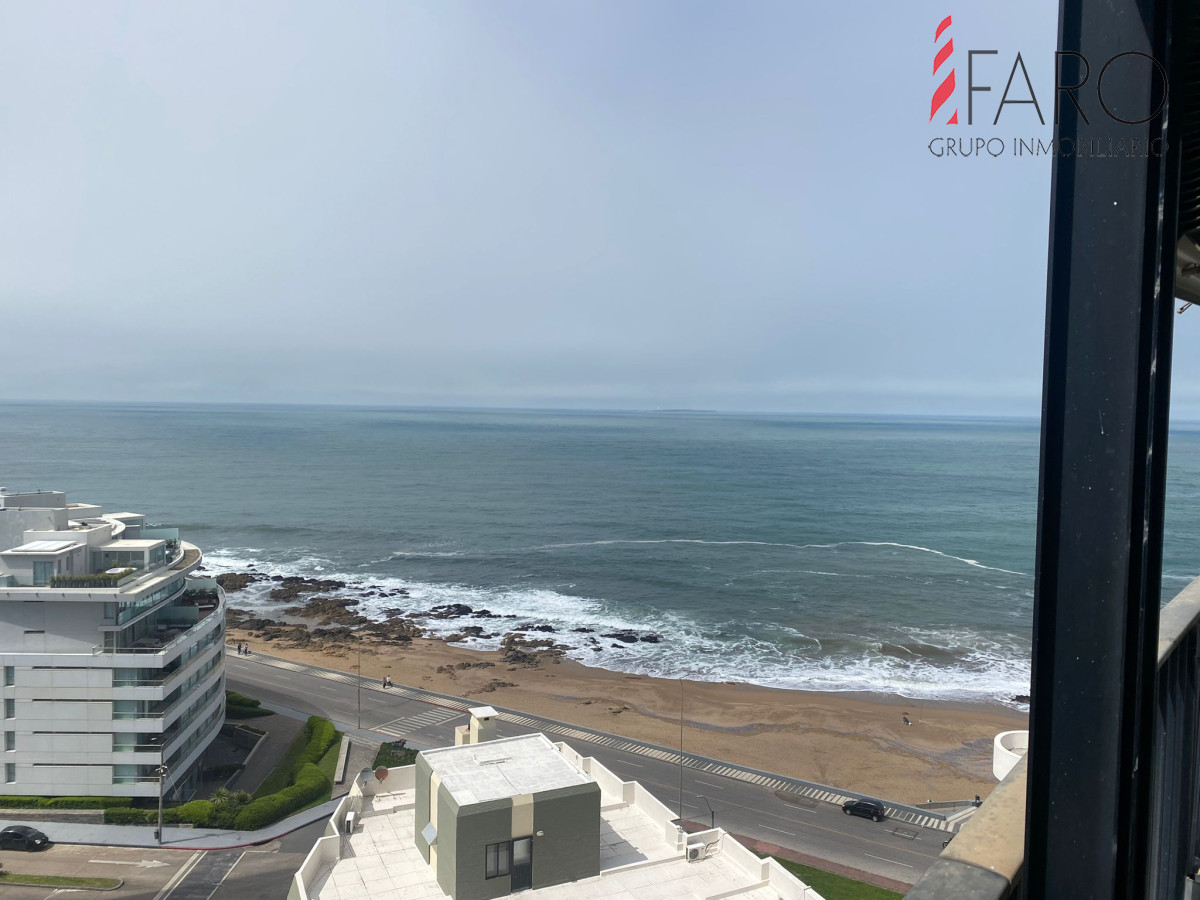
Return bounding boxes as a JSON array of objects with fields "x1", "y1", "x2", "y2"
[{"x1": 226, "y1": 624, "x2": 1027, "y2": 804}]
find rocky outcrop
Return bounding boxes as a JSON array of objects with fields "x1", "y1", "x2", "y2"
[
  {"x1": 500, "y1": 632, "x2": 568, "y2": 668},
  {"x1": 267, "y1": 577, "x2": 348, "y2": 602},
  {"x1": 216, "y1": 573, "x2": 260, "y2": 592}
]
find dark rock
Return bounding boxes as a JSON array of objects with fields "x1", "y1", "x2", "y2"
[
  {"x1": 216, "y1": 573, "x2": 259, "y2": 592},
  {"x1": 601, "y1": 631, "x2": 640, "y2": 644},
  {"x1": 267, "y1": 578, "x2": 348, "y2": 602},
  {"x1": 639, "y1": 633, "x2": 663, "y2": 643},
  {"x1": 428, "y1": 604, "x2": 476, "y2": 619},
  {"x1": 572, "y1": 627, "x2": 595, "y2": 633},
  {"x1": 499, "y1": 632, "x2": 567, "y2": 668}
]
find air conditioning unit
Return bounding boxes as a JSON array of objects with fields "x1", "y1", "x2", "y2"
[
  {"x1": 344, "y1": 811, "x2": 357, "y2": 834},
  {"x1": 686, "y1": 844, "x2": 708, "y2": 862}
]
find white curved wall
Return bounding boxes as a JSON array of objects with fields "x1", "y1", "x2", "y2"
[{"x1": 994, "y1": 729, "x2": 1029, "y2": 781}]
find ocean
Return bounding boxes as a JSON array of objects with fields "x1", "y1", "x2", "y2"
[{"x1": 5, "y1": 402, "x2": 1200, "y2": 707}]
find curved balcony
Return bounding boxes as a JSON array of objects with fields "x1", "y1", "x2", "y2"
[
  {"x1": 95, "y1": 581, "x2": 224, "y2": 665},
  {"x1": 992, "y1": 731, "x2": 1028, "y2": 782}
]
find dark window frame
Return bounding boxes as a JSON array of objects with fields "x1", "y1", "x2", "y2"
[{"x1": 485, "y1": 840, "x2": 511, "y2": 879}]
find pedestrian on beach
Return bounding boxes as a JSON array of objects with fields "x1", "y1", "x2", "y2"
[{"x1": 902, "y1": 714, "x2": 911, "y2": 727}]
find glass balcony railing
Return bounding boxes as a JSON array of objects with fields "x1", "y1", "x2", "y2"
[{"x1": 95, "y1": 585, "x2": 223, "y2": 656}]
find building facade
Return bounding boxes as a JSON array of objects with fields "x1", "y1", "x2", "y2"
[
  {"x1": 415, "y1": 733, "x2": 603, "y2": 900},
  {"x1": 0, "y1": 488, "x2": 225, "y2": 798}
]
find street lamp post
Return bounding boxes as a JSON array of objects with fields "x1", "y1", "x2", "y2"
[
  {"x1": 154, "y1": 763, "x2": 168, "y2": 844},
  {"x1": 356, "y1": 646, "x2": 362, "y2": 730}
]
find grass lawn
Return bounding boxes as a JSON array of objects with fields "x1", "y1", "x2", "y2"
[
  {"x1": 252, "y1": 729, "x2": 311, "y2": 799},
  {"x1": 0, "y1": 872, "x2": 121, "y2": 889},
  {"x1": 769, "y1": 856, "x2": 903, "y2": 900},
  {"x1": 317, "y1": 733, "x2": 343, "y2": 784},
  {"x1": 373, "y1": 741, "x2": 419, "y2": 769}
]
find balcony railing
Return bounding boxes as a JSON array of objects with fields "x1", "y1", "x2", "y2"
[
  {"x1": 906, "y1": 576, "x2": 1200, "y2": 899},
  {"x1": 94, "y1": 586, "x2": 223, "y2": 656}
]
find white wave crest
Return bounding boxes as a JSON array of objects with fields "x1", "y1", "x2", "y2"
[{"x1": 205, "y1": 548, "x2": 1032, "y2": 707}]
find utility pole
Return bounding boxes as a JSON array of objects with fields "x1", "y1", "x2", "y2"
[
  {"x1": 154, "y1": 763, "x2": 168, "y2": 844},
  {"x1": 678, "y1": 678, "x2": 684, "y2": 824},
  {"x1": 356, "y1": 645, "x2": 362, "y2": 730}
]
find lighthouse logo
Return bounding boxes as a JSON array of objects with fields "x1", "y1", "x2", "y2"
[{"x1": 931, "y1": 15, "x2": 958, "y2": 124}]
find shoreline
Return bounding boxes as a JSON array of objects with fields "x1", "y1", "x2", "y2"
[{"x1": 224, "y1": 613, "x2": 1028, "y2": 804}]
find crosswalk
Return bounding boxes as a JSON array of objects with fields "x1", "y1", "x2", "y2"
[
  {"x1": 236, "y1": 648, "x2": 950, "y2": 832},
  {"x1": 376, "y1": 707, "x2": 465, "y2": 738}
]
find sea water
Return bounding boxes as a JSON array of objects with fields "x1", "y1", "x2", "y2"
[{"x1": 4, "y1": 402, "x2": 1199, "y2": 707}]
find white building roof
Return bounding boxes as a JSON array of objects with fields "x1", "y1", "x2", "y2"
[
  {"x1": 5, "y1": 541, "x2": 79, "y2": 554},
  {"x1": 304, "y1": 742, "x2": 818, "y2": 900},
  {"x1": 422, "y1": 734, "x2": 591, "y2": 805}
]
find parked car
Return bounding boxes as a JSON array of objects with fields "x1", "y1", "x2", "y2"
[
  {"x1": 0, "y1": 825, "x2": 50, "y2": 851},
  {"x1": 842, "y1": 798, "x2": 886, "y2": 822}
]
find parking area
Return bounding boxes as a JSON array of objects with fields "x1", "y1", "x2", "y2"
[{"x1": 0, "y1": 841, "x2": 198, "y2": 900}]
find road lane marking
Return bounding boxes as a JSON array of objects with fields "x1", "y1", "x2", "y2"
[
  {"x1": 865, "y1": 853, "x2": 914, "y2": 868},
  {"x1": 761, "y1": 825, "x2": 797, "y2": 836}
]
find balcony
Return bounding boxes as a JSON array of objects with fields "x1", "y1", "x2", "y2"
[
  {"x1": 906, "y1": 576, "x2": 1200, "y2": 899},
  {"x1": 95, "y1": 581, "x2": 224, "y2": 657}
]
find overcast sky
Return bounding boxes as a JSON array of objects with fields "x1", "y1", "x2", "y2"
[{"x1": 4, "y1": 1, "x2": 1199, "y2": 416}]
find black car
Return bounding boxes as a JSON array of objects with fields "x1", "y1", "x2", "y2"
[
  {"x1": 842, "y1": 798, "x2": 886, "y2": 822},
  {"x1": 0, "y1": 825, "x2": 50, "y2": 850}
]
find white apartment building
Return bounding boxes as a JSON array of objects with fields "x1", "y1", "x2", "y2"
[{"x1": 0, "y1": 488, "x2": 225, "y2": 798}]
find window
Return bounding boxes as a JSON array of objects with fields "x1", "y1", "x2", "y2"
[
  {"x1": 4, "y1": 700, "x2": 13, "y2": 719},
  {"x1": 5, "y1": 764, "x2": 14, "y2": 783},
  {"x1": 31, "y1": 561, "x2": 53, "y2": 586},
  {"x1": 485, "y1": 841, "x2": 511, "y2": 879},
  {"x1": 5, "y1": 732, "x2": 13, "y2": 751},
  {"x1": 4, "y1": 667, "x2": 12, "y2": 686}
]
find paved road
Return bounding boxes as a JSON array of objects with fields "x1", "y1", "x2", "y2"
[{"x1": 226, "y1": 651, "x2": 950, "y2": 887}]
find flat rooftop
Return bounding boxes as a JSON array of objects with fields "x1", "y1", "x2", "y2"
[
  {"x1": 421, "y1": 734, "x2": 591, "y2": 805},
  {"x1": 5, "y1": 540, "x2": 78, "y2": 554},
  {"x1": 311, "y1": 785, "x2": 782, "y2": 900}
]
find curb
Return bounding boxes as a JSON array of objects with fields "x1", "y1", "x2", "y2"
[{"x1": 0, "y1": 876, "x2": 125, "y2": 892}]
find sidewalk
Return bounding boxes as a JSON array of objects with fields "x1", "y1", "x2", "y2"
[{"x1": 0, "y1": 798, "x2": 342, "y2": 851}]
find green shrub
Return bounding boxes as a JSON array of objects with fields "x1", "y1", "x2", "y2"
[
  {"x1": 373, "y1": 740, "x2": 417, "y2": 769},
  {"x1": 234, "y1": 763, "x2": 331, "y2": 830},
  {"x1": 175, "y1": 800, "x2": 214, "y2": 827},
  {"x1": 0, "y1": 796, "x2": 133, "y2": 810},
  {"x1": 225, "y1": 691, "x2": 262, "y2": 709},
  {"x1": 104, "y1": 807, "x2": 154, "y2": 825},
  {"x1": 209, "y1": 788, "x2": 252, "y2": 828},
  {"x1": 294, "y1": 717, "x2": 337, "y2": 775}
]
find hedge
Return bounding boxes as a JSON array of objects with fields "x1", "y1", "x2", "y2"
[
  {"x1": 233, "y1": 763, "x2": 330, "y2": 830},
  {"x1": 104, "y1": 807, "x2": 153, "y2": 825},
  {"x1": 103, "y1": 807, "x2": 189, "y2": 826},
  {"x1": 0, "y1": 796, "x2": 133, "y2": 810},
  {"x1": 175, "y1": 799, "x2": 214, "y2": 827},
  {"x1": 293, "y1": 717, "x2": 337, "y2": 775},
  {"x1": 225, "y1": 691, "x2": 261, "y2": 709}
]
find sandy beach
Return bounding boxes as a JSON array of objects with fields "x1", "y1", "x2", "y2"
[{"x1": 225, "y1": 618, "x2": 1027, "y2": 805}]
